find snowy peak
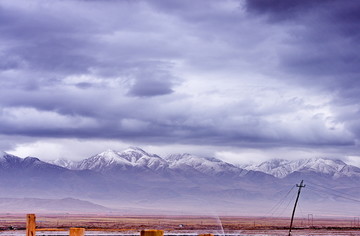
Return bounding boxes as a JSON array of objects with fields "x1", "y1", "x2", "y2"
[
  {"x1": 0, "y1": 153, "x2": 65, "y2": 171},
  {"x1": 118, "y1": 147, "x2": 161, "y2": 163},
  {"x1": 165, "y1": 153, "x2": 243, "y2": 176},
  {"x1": 76, "y1": 147, "x2": 168, "y2": 172},
  {"x1": 243, "y1": 159, "x2": 293, "y2": 178},
  {"x1": 0, "y1": 151, "x2": 20, "y2": 160},
  {"x1": 124, "y1": 146, "x2": 154, "y2": 156},
  {"x1": 48, "y1": 159, "x2": 78, "y2": 169},
  {"x1": 298, "y1": 158, "x2": 346, "y2": 174},
  {"x1": 337, "y1": 165, "x2": 360, "y2": 177},
  {"x1": 244, "y1": 158, "x2": 360, "y2": 178},
  {"x1": 78, "y1": 149, "x2": 244, "y2": 177},
  {"x1": 0, "y1": 152, "x2": 22, "y2": 167},
  {"x1": 76, "y1": 149, "x2": 132, "y2": 171},
  {"x1": 22, "y1": 157, "x2": 42, "y2": 166},
  {"x1": 121, "y1": 147, "x2": 169, "y2": 171},
  {"x1": 6, "y1": 147, "x2": 359, "y2": 181}
]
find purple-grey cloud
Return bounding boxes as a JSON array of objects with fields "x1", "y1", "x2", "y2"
[
  {"x1": 0, "y1": 0, "x2": 359, "y2": 159},
  {"x1": 244, "y1": 0, "x2": 360, "y2": 143},
  {"x1": 245, "y1": 0, "x2": 360, "y2": 89}
]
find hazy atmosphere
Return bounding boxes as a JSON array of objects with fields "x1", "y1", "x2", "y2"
[{"x1": 1, "y1": 0, "x2": 360, "y2": 164}]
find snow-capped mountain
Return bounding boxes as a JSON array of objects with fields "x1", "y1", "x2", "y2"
[
  {"x1": 6, "y1": 148, "x2": 360, "y2": 181},
  {"x1": 76, "y1": 147, "x2": 169, "y2": 172},
  {"x1": 0, "y1": 151, "x2": 22, "y2": 167},
  {"x1": 0, "y1": 152, "x2": 64, "y2": 171},
  {"x1": 336, "y1": 164, "x2": 360, "y2": 178},
  {"x1": 62, "y1": 148, "x2": 360, "y2": 181},
  {"x1": 48, "y1": 158, "x2": 78, "y2": 169},
  {"x1": 243, "y1": 158, "x2": 360, "y2": 179},
  {"x1": 0, "y1": 151, "x2": 114, "y2": 200},
  {"x1": 165, "y1": 153, "x2": 247, "y2": 177},
  {"x1": 242, "y1": 159, "x2": 306, "y2": 178},
  {"x1": 2, "y1": 148, "x2": 360, "y2": 215}
]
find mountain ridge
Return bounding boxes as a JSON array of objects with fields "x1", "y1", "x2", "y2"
[
  {"x1": 4, "y1": 148, "x2": 360, "y2": 179},
  {"x1": 0, "y1": 197, "x2": 111, "y2": 213},
  {"x1": 1, "y1": 148, "x2": 360, "y2": 215},
  {"x1": 242, "y1": 157, "x2": 360, "y2": 179}
]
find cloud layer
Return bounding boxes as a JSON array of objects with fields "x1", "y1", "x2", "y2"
[{"x1": 1, "y1": 0, "x2": 360, "y2": 161}]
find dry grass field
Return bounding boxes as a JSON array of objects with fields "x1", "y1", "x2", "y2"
[{"x1": 0, "y1": 214, "x2": 360, "y2": 235}]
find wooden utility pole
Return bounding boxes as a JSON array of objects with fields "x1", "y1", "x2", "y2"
[
  {"x1": 26, "y1": 214, "x2": 36, "y2": 236},
  {"x1": 288, "y1": 180, "x2": 305, "y2": 236}
]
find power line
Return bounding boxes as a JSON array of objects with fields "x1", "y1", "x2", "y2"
[
  {"x1": 278, "y1": 192, "x2": 297, "y2": 217},
  {"x1": 307, "y1": 185, "x2": 360, "y2": 203},
  {"x1": 306, "y1": 180, "x2": 360, "y2": 200},
  {"x1": 266, "y1": 185, "x2": 296, "y2": 217},
  {"x1": 297, "y1": 202, "x2": 306, "y2": 219}
]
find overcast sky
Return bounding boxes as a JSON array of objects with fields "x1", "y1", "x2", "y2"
[{"x1": 1, "y1": 0, "x2": 360, "y2": 164}]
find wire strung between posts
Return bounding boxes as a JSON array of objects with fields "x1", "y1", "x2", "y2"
[
  {"x1": 307, "y1": 185, "x2": 360, "y2": 203},
  {"x1": 306, "y1": 180, "x2": 360, "y2": 201},
  {"x1": 266, "y1": 185, "x2": 296, "y2": 217},
  {"x1": 278, "y1": 193, "x2": 297, "y2": 217},
  {"x1": 297, "y1": 201, "x2": 307, "y2": 220}
]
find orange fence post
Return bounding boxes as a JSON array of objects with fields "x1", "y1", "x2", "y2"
[
  {"x1": 26, "y1": 214, "x2": 36, "y2": 236},
  {"x1": 141, "y1": 229, "x2": 164, "y2": 236},
  {"x1": 69, "y1": 228, "x2": 85, "y2": 236}
]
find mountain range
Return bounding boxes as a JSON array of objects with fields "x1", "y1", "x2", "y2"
[
  {"x1": 241, "y1": 158, "x2": 360, "y2": 179},
  {"x1": 1, "y1": 147, "x2": 360, "y2": 216},
  {"x1": 46, "y1": 148, "x2": 360, "y2": 179}
]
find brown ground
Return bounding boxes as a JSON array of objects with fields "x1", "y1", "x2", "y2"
[{"x1": 0, "y1": 214, "x2": 359, "y2": 234}]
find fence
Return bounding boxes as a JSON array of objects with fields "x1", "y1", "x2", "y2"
[{"x1": 25, "y1": 214, "x2": 214, "y2": 236}]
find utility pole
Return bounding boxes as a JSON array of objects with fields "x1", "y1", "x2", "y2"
[{"x1": 288, "y1": 180, "x2": 305, "y2": 236}]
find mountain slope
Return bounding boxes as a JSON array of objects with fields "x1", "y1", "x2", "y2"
[
  {"x1": 2, "y1": 149, "x2": 360, "y2": 215},
  {"x1": 165, "y1": 153, "x2": 247, "y2": 178},
  {"x1": 0, "y1": 152, "x2": 23, "y2": 169},
  {"x1": 0, "y1": 197, "x2": 111, "y2": 213},
  {"x1": 0, "y1": 152, "x2": 114, "y2": 200},
  {"x1": 0, "y1": 152, "x2": 67, "y2": 175},
  {"x1": 48, "y1": 158, "x2": 78, "y2": 169},
  {"x1": 76, "y1": 147, "x2": 169, "y2": 173},
  {"x1": 243, "y1": 158, "x2": 360, "y2": 179}
]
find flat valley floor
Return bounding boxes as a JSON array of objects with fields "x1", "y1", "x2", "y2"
[{"x1": 1, "y1": 214, "x2": 360, "y2": 235}]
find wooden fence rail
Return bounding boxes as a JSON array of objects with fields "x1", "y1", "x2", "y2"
[{"x1": 26, "y1": 214, "x2": 85, "y2": 236}]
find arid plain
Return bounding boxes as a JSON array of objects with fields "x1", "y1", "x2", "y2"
[{"x1": 1, "y1": 214, "x2": 360, "y2": 235}]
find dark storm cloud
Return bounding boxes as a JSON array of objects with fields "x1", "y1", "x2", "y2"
[
  {"x1": 0, "y1": 4, "x2": 94, "y2": 75},
  {"x1": 128, "y1": 66, "x2": 177, "y2": 97},
  {"x1": 245, "y1": 0, "x2": 360, "y2": 90},
  {"x1": 0, "y1": 0, "x2": 359, "y2": 156},
  {"x1": 245, "y1": 0, "x2": 360, "y2": 140},
  {"x1": 0, "y1": 0, "x2": 180, "y2": 92},
  {"x1": 129, "y1": 78, "x2": 174, "y2": 97},
  {"x1": 246, "y1": 0, "x2": 329, "y2": 20}
]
